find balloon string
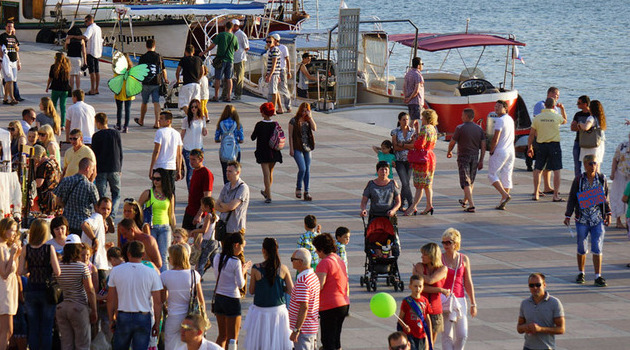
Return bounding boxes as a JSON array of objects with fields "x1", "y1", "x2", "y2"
[{"x1": 393, "y1": 314, "x2": 404, "y2": 323}]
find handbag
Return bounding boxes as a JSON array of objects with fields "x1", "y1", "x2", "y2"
[
  {"x1": 187, "y1": 269, "x2": 205, "y2": 318},
  {"x1": 214, "y1": 212, "x2": 231, "y2": 243},
  {"x1": 45, "y1": 276, "x2": 63, "y2": 304},
  {"x1": 579, "y1": 122, "x2": 602, "y2": 149},
  {"x1": 407, "y1": 148, "x2": 428, "y2": 164},
  {"x1": 441, "y1": 254, "x2": 463, "y2": 322},
  {"x1": 212, "y1": 56, "x2": 223, "y2": 70}
]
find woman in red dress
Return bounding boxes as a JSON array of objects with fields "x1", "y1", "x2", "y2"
[{"x1": 404, "y1": 109, "x2": 438, "y2": 215}]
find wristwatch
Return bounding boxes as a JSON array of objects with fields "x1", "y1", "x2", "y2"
[{"x1": 292, "y1": 328, "x2": 301, "y2": 333}]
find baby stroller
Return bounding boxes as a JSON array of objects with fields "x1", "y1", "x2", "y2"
[
  {"x1": 163, "y1": 82, "x2": 180, "y2": 110},
  {"x1": 360, "y1": 216, "x2": 403, "y2": 292}
]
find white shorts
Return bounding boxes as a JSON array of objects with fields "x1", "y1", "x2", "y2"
[
  {"x1": 487, "y1": 149, "x2": 515, "y2": 189},
  {"x1": 179, "y1": 82, "x2": 200, "y2": 108},
  {"x1": 69, "y1": 56, "x2": 82, "y2": 76},
  {"x1": 2, "y1": 60, "x2": 17, "y2": 82},
  {"x1": 199, "y1": 76, "x2": 209, "y2": 100}
]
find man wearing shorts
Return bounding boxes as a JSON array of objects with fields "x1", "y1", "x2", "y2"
[
  {"x1": 527, "y1": 97, "x2": 567, "y2": 201},
  {"x1": 80, "y1": 15, "x2": 102, "y2": 95},
  {"x1": 265, "y1": 34, "x2": 282, "y2": 110},
  {"x1": 138, "y1": 39, "x2": 168, "y2": 128},
  {"x1": 447, "y1": 108, "x2": 486, "y2": 212},
  {"x1": 403, "y1": 57, "x2": 424, "y2": 129},
  {"x1": 203, "y1": 22, "x2": 238, "y2": 102},
  {"x1": 0, "y1": 21, "x2": 20, "y2": 105},
  {"x1": 175, "y1": 45, "x2": 203, "y2": 115},
  {"x1": 488, "y1": 100, "x2": 515, "y2": 210},
  {"x1": 564, "y1": 154, "x2": 611, "y2": 287}
]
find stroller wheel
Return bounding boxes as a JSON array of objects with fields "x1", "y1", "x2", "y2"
[
  {"x1": 397, "y1": 281, "x2": 404, "y2": 292},
  {"x1": 386, "y1": 277, "x2": 391, "y2": 286},
  {"x1": 393, "y1": 281, "x2": 399, "y2": 292},
  {"x1": 370, "y1": 280, "x2": 377, "y2": 292},
  {"x1": 360, "y1": 276, "x2": 366, "y2": 287},
  {"x1": 366, "y1": 280, "x2": 371, "y2": 292}
]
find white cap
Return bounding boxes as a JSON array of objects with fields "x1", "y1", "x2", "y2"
[
  {"x1": 231, "y1": 19, "x2": 241, "y2": 26},
  {"x1": 65, "y1": 234, "x2": 82, "y2": 244},
  {"x1": 270, "y1": 33, "x2": 281, "y2": 42}
]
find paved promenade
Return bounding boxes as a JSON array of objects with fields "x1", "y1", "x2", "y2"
[{"x1": 3, "y1": 43, "x2": 630, "y2": 349}]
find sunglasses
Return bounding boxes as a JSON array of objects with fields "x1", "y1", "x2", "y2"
[
  {"x1": 441, "y1": 240, "x2": 453, "y2": 245},
  {"x1": 290, "y1": 257, "x2": 302, "y2": 262},
  {"x1": 124, "y1": 198, "x2": 136, "y2": 203},
  {"x1": 153, "y1": 177, "x2": 162, "y2": 181},
  {"x1": 390, "y1": 344, "x2": 409, "y2": 350},
  {"x1": 180, "y1": 323, "x2": 197, "y2": 331},
  {"x1": 528, "y1": 283, "x2": 542, "y2": 288},
  {"x1": 7, "y1": 127, "x2": 15, "y2": 131},
  {"x1": 38, "y1": 132, "x2": 46, "y2": 136},
  {"x1": 266, "y1": 40, "x2": 272, "y2": 43},
  {"x1": 69, "y1": 137, "x2": 79, "y2": 141}
]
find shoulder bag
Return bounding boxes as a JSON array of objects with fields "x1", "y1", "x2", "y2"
[
  {"x1": 215, "y1": 183, "x2": 243, "y2": 241},
  {"x1": 187, "y1": 269, "x2": 206, "y2": 319},
  {"x1": 441, "y1": 254, "x2": 463, "y2": 322},
  {"x1": 407, "y1": 148, "x2": 428, "y2": 164},
  {"x1": 579, "y1": 118, "x2": 602, "y2": 149},
  {"x1": 44, "y1": 245, "x2": 63, "y2": 304},
  {"x1": 143, "y1": 189, "x2": 153, "y2": 228}
]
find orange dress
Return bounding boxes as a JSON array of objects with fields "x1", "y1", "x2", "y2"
[{"x1": 410, "y1": 124, "x2": 437, "y2": 188}]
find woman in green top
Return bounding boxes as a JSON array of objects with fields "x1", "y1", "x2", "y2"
[
  {"x1": 138, "y1": 168, "x2": 175, "y2": 272},
  {"x1": 243, "y1": 237, "x2": 293, "y2": 350}
]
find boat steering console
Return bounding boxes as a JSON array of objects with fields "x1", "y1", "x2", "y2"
[{"x1": 458, "y1": 79, "x2": 495, "y2": 96}]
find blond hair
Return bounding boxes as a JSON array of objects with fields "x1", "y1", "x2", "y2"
[
  {"x1": 39, "y1": 124, "x2": 56, "y2": 146},
  {"x1": 422, "y1": 109, "x2": 439, "y2": 126},
  {"x1": 168, "y1": 243, "x2": 191, "y2": 269},
  {"x1": 420, "y1": 242, "x2": 443, "y2": 268},
  {"x1": 442, "y1": 227, "x2": 461, "y2": 251},
  {"x1": 28, "y1": 219, "x2": 51, "y2": 246},
  {"x1": 8, "y1": 120, "x2": 25, "y2": 140},
  {"x1": 40, "y1": 97, "x2": 61, "y2": 135}
]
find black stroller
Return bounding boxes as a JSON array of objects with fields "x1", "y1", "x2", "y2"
[{"x1": 360, "y1": 216, "x2": 403, "y2": 292}]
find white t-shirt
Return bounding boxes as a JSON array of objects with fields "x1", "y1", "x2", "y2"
[
  {"x1": 160, "y1": 269, "x2": 201, "y2": 315},
  {"x1": 108, "y1": 262, "x2": 163, "y2": 313},
  {"x1": 81, "y1": 212, "x2": 109, "y2": 270},
  {"x1": 202, "y1": 214, "x2": 218, "y2": 241},
  {"x1": 154, "y1": 127, "x2": 183, "y2": 170},
  {"x1": 213, "y1": 255, "x2": 245, "y2": 299},
  {"x1": 278, "y1": 44, "x2": 289, "y2": 70},
  {"x1": 84, "y1": 23, "x2": 103, "y2": 58},
  {"x1": 67, "y1": 101, "x2": 96, "y2": 144},
  {"x1": 493, "y1": 113, "x2": 515, "y2": 153},
  {"x1": 175, "y1": 339, "x2": 222, "y2": 350},
  {"x1": 233, "y1": 29, "x2": 249, "y2": 64},
  {"x1": 181, "y1": 118, "x2": 205, "y2": 151}
]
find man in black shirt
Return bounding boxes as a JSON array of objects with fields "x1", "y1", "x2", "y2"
[
  {"x1": 0, "y1": 21, "x2": 20, "y2": 105},
  {"x1": 570, "y1": 95, "x2": 591, "y2": 177},
  {"x1": 92, "y1": 112, "x2": 123, "y2": 220},
  {"x1": 137, "y1": 39, "x2": 168, "y2": 128},
  {"x1": 175, "y1": 45, "x2": 203, "y2": 115}
]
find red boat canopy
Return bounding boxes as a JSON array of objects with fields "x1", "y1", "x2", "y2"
[{"x1": 389, "y1": 33, "x2": 526, "y2": 52}]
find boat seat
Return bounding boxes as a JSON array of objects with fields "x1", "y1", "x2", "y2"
[{"x1": 428, "y1": 89, "x2": 461, "y2": 97}]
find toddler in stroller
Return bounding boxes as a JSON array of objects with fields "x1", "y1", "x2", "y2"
[{"x1": 360, "y1": 216, "x2": 404, "y2": 292}]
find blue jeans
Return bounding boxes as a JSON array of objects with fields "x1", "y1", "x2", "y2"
[
  {"x1": 151, "y1": 224, "x2": 171, "y2": 272},
  {"x1": 116, "y1": 99, "x2": 132, "y2": 128},
  {"x1": 95, "y1": 172, "x2": 122, "y2": 220},
  {"x1": 573, "y1": 140, "x2": 582, "y2": 177},
  {"x1": 182, "y1": 148, "x2": 203, "y2": 190},
  {"x1": 112, "y1": 311, "x2": 152, "y2": 350},
  {"x1": 293, "y1": 149, "x2": 312, "y2": 192},
  {"x1": 196, "y1": 239, "x2": 219, "y2": 278},
  {"x1": 220, "y1": 152, "x2": 241, "y2": 184},
  {"x1": 24, "y1": 288, "x2": 56, "y2": 350},
  {"x1": 395, "y1": 160, "x2": 413, "y2": 208},
  {"x1": 576, "y1": 221, "x2": 605, "y2": 255}
]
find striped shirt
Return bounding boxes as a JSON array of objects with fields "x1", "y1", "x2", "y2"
[
  {"x1": 288, "y1": 269, "x2": 320, "y2": 335},
  {"x1": 267, "y1": 46, "x2": 281, "y2": 76},
  {"x1": 58, "y1": 262, "x2": 91, "y2": 305}
]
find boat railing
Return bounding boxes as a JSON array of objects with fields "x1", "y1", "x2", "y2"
[{"x1": 250, "y1": 16, "x2": 302, "y2": 39}]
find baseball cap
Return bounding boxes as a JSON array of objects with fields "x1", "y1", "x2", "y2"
[
  {"x1": 231, "y1": 19, "x2": 241, "y2": 26},
  {"x1": 65, "y1": 234, "x2": 82, "y2": 244},
  {"x1": 270, "y1": 33, "x2": 281, "y2": 41}
]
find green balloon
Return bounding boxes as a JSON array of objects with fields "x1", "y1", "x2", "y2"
[{"x1": 370, "y1": 292, "x2": 397, "y2": 318}]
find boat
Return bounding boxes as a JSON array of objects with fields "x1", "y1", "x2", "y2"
[{"x1": 7, "y1": 0, "x2": 309, "y2": 58}]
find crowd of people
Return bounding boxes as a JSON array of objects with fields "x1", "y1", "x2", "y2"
[{"x1": 0, "y1": 10, "x2": 626, "y2": 349}]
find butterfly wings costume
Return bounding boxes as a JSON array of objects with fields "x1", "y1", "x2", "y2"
[{"x1": 108, "y1": 51, "x2": 149, "y2": 98}]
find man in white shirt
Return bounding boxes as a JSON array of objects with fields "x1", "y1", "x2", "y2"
[
  {"x1": 488, "y1": 100, "x2": 515, "y2": 210},
  {"x1": 108, "y1": 241, "x2": 163, "y2": 350},
  {"x1": 81, "y1": 197, "x2": 112, "y2": 288},
  {"x1": 80, "y1": 15, "x2": 103, "y2": 95},
  {"x1": 149, "y1": 110, "x2": 183, "y2": 194},
  {"x1": 277, "y1": 40, "x2": 292, "y2": 113},
  {"x1": 66, "y1": 89, "x2": 96, "y2": 144},
  {"x1": 21, "y1": 108, "x2": 36, "y2": 133},
  {"x1": 231, "y1": 19, "x2": 249, "y2": 101},
  {"x1": 176, "y1": 314, "x2": 222, "y2": 350}
]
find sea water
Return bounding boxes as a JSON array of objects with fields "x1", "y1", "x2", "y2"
[{"x1": 303, "y1": 0, "x2": 630, "y2": 175}]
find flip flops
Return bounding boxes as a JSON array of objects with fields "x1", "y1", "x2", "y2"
[{"x1": 134, "y1": 118, "x2": 144, "y2": 126}]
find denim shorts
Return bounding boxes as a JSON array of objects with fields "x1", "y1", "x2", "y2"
[
  {"x1": 216, "y1": 61, "x2": 233, "y2": 81},
  {"x1": 141, "y1": 84, "x2": 160, "y2": 104},
  {"x1": 213, "y1": 294, "x2": 241, "y2": 316},
  {"x1": 576, "y1": 221, "x2": 605, "y2": 255}
]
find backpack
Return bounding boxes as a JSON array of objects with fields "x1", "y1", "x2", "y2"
[
  {"x1": 268, "y1": 121, "x2": 286, "y2": 151},
  {"x1": 219, "y1": 122, "x2": 239, "y2": 162}
]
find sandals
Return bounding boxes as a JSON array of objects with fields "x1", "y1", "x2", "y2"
[
  {"x1": 495, "y1": 196, "x2": 511, "y2": 210},
  {"x1": 458, "y1": 199, "x2": 467, "y2": 208},
  {"x1": 303, "y1": 192, "x2": 312, "y2": 201},
  {"x1": 134, "y1": 118, "x2": 144, "y2": 126},
  {"x1": 464, "y1": 207, "x2": 476, "y2": 213},
  {"x1": 295, "y1": 190, "x2": 302, "y2": 199}
]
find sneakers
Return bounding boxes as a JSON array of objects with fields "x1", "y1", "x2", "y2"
[
  {"x1": 575, "y1": 272, "x2": 585, "y2": 284},
  {"x1": 594, "y1": 276, "x2": 607, "y2": 287}
]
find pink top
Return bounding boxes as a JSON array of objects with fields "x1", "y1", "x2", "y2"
[
  {"x1": 443, "y1": 253, "x2": 466, "y2": 298},
  {"x1": 316, "y1": 253, "x2": 349, "y2": 311}
]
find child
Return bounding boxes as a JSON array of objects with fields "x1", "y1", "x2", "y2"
[
  {"x1": 335, "y1": 226, "x2": 350, "y2": 272},
  {"x1": 398, "y1": 275, "x2": 433, "y2": 350},
  {"x1": 79, "y1": 244, "x2": 100, "y2": 294},
  {"x1": 297, "y1": 214, "x2": 321, "y2": 268},
  {"x1": 372, "y1": 140, "x2": 395, "y2": 179},
  {"x1": 190, "y1": 196, "x2": 220, "y2": 278},
  {"x1": 172, "y1": 227, "x2": 192, "y2": 255},
  {"x1": 113, "y1": 53, "x2": 135, "y2": 133},
  {"x1": 199, "y1": 65, "x2": 210, "y2": 123}
]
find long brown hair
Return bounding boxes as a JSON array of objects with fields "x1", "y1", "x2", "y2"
[
  {"x1": 52, "y1": 52, "x2": 70, "y2": 80},
  {"x1": 216, "y1": 105, "x2": 241, "y2": 129},
  {"x1": 186, "y1": 99, "x2": 202, "y2": 128},
  {"x1": 41, "y1": 97, "x2": 61, "y2": 135},
  {"x1": 589, "y1": 100, "x2": 607, "y2": 131}
]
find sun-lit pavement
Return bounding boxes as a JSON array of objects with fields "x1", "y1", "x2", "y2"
[{"x1": 4, "y1": 42, "x2": 630, "y2": 350}]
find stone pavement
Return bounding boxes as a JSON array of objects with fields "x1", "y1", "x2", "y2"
[{"x1": 3, "y1": 42, "x2": 630, "y2": 349}]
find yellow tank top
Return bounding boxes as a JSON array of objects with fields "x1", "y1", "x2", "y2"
[{"x1": 149, "y1": 188, "x2": 170, "y2": 225}]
